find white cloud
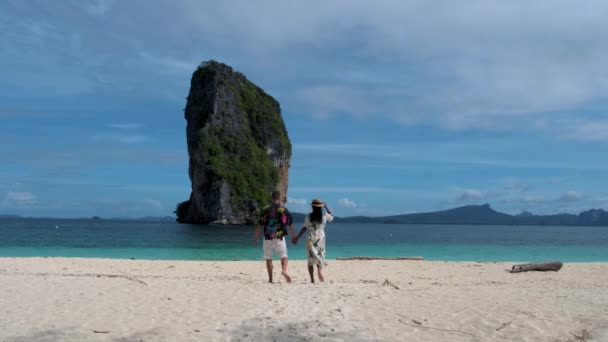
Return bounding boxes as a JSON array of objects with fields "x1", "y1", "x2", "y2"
[
  {"x1": 598, "y1": 196, "x2": 608, "y2": 210},
  {"x1": 503, "y1": 180, "x2": 531, "y2": 192},
  {"x1": 456, "y1": 189, "x2": 484, "y2": 203},
  {"x1": 287, "y1": 197, "x2": 307, "y2": 206},
  {"x1": 144, "y1": 199, "x2": 165, "y2": 211},
  {"x1": 81, "y1": 0, "x2": 115, "y2": 17},
  {"x1": 338, "y1": 197, "x2": 357, "y2": 208},
  {"x1": 286, "y1": 197, "x2": 308, "y2": 212},
  {"x1": 3, "y1": 1, "x2": 608, "y2": 140},
  {"x1": 566, "y1": 120, "x2": 608, "y2": 142},
  {"x1": 107, "y1": 123, "x2": 143, "y2": 130},
  {"x1": 145, "y1": 199, "x2": 164, "y2": 210},
  {"x1": 559, "y1": 191, "x2": 584, "y2": 203},
  {"x1": 177, "y1": 0, "x2": 608, "y2": 136},
  {"x1": 92, "y1": 134, "x2": 149, "y2": 144},
  {"x1": 290, "y1": 186, "x2": 422, "y2": 194},
  {"x1": 92, "y1": 123, "x2": 148, "y2": 144},
  {"x1": 293, "y1": 143, "x2": 608, "y2": 171},
  {"x1": 516, "y1": 194, "x2": 546, "y2": 207},
  {"x1": 138, "y1": 51, "x2": 196, "y2": 73},
  {"x1": 292, "y1": 85, "x2": 380, "y2": 120},
  {"x1": 2, "y1": 191, "x2": 37, "y2": 207}
]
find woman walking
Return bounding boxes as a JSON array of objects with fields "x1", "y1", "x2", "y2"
[{"x1": 293, "y1": 199, "x2": 334, "y2": 283}]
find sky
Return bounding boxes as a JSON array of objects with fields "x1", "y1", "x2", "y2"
[{"x1": 1, "y1": 0, "x2": 608, "y2": 218}]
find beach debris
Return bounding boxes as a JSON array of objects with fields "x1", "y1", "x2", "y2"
[
  {"x1": 570, "y1": 329, "x2": 590, "y2": 342},
  {"x1": 103, "y1": 274, "x2": 148, "y2": 286},
  {"x1": 27, "y1": 272, "x2": 148, "y2": 285},
  {"x1": 397, "y1": 314, "x2": 423, "y2": 326},
  {"x1": 92, "y1": 330, "x2": 110, "y2": 334},
  {"x1": 510, "y1": 261, "x2": 563, "y2": 273},
  {"x1": 337, "y1": 256, "x2": 424, "y2": 261},
  {"x1": 398, "y1": 319, "x2": 480, "y2": 341},
  {"x1": 495, "y1": 321, "x2": 511, "y2": 331},
  {"x1": 382, "y1": 279, "x2": 400, "y2": 290}
]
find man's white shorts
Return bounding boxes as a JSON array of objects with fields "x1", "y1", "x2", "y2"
[{"x1": 263, "y1": 238, "x2": 288, "y2": 260}]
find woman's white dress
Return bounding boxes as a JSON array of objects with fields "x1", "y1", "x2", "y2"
[{"x1": 303, "y1": 213, "x2": 334, "y2": 266}]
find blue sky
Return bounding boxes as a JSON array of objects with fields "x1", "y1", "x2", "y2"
[{"x1": 1, "y1": 0, "x2": 607, "y2": 218}]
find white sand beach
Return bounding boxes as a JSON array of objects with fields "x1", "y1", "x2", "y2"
[{"x1": 1, "y1": 258, "x2": 607, "y2": 342}]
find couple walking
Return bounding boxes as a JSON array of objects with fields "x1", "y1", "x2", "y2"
[{"x1": 252, "y1": 191, "x2": 334, "y2": 283}]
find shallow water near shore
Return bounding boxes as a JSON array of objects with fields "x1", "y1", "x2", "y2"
[{"x1": 1, "y1": 218, "x2": 607, "y2": 261}]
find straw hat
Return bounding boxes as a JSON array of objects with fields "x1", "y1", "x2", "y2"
[{"x1": 311, "y1": 198, "x2": 325, "y2": 207}]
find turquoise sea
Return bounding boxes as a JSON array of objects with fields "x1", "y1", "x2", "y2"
[{"x1": 1, "y1": 218, "x2": 607, "y2": 262}]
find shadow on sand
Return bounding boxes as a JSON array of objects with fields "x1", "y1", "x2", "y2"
[
  {"x1": 4, "y1": 327, "x2": 162, "y2": 342},
  {"x1": 227, "y1": 317, "x2": 377, "y2": 341},
  {"x1": 4, "y1": 329, "x2": 72, "y2": 342}
]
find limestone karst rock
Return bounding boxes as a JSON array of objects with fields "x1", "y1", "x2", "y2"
[{"x1": 175, "y1": 61, "x2": 291, "y2": 224}]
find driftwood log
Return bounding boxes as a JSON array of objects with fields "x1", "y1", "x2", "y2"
[
  {"x1": 511, "y1": 261, "x2": 563, "y2": 273},
  {"x1": 336, "y1": 256, "x2": 424, "y2": 261}
]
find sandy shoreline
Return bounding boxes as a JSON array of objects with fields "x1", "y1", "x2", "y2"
[{"x1": 1, "y1": 258, "x2": 607, "y2": 341}]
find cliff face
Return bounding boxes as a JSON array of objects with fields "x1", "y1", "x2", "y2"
[{"x1": 176, "y1": 61, "x2": 291, "y2": 224}]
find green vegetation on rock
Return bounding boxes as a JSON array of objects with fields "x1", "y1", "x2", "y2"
[
  {"x1": 239, "y1": 81, "x2": 290, "y2": 150},
  {"x1": 198, "y1": 124, "x2": 279, "y2": 209}
]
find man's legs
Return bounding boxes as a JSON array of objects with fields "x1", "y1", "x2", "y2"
[
  {"x1": 275, "y1": 238, "x2": 292, "y2": 283},
  {"x1": 280, "y1": 257, "x2": 292, "y2": 283},
  {"x1": 266, "y1": 259, "x2": 273, "y2": 283},
  {"x1": 263, "y1": 240, "x2": 273, "y2": 283},
  {"x1": 266, "y1": 239, "x2": 291, "y2": 283}
]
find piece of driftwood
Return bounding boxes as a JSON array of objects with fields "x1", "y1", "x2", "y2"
[
  {"x1": 396, "y1": 314, "x2": 423, "y2": 325},
  {"x1": 103, "y1": 274, "x2": 148, "y2": 286},
  {"x1": 398, "y1": 319, "x2": 480, "y2": 341},
  {"x1": 20, "y1": 272, "x2": 148, "y2": 286},
  {"x1": 382, "y1": 279, "x2": 400, "y2": 290},
  {"x1": 337, "y1": 256, "x2": 424, "y2": 261},
  {"x1": 511, "y1": 261, "x2": 563, "y2": 273},
  {"x1": 495, "y1": 321, "x2": 511, "y2": 331},
  {"x1": 570, "y1": 329, "x2": 590, "y2": 342}
]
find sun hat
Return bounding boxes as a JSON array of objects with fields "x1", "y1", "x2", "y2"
[{"x1": 311, "y1": 198, "x2": 325, "y2": 207}]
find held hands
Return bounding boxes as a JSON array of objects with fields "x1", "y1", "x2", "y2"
[{"x1": 291, "y1": 237, "x2": 298, "y2": 245}]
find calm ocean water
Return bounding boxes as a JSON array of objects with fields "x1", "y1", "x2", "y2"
[{"x1": 1, "y1": 218, "x2": 607, "y2": 262}]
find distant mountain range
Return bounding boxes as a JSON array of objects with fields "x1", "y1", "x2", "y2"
[
  {"x1": 293, "y1": 204, "x2": 608, "y2": 226},
  {"x1": 0, "y1": 215, "x2": 176, "y2": 222},
  {"x1": 0, "y1": 214, "x2": 22, "y2": 219},
  {"x1": 2, "y1": 205, "x2": 607, "y2": 226}
]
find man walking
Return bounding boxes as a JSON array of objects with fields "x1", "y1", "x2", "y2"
[{"x1": 253, "y1": 191, "x2": 296, "y2": 283}]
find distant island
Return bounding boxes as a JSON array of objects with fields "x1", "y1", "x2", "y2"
[
  {"x1": 2, "y1": 204, "x2": 607, "y2": 226},
  {"x1": 292, "y1": 203, "x2": 608, "y2": 227}
]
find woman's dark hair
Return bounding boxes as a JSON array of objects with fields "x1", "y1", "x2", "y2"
[{"x1": 309, "y1": 206, "x2": 324, "y2": 224}]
